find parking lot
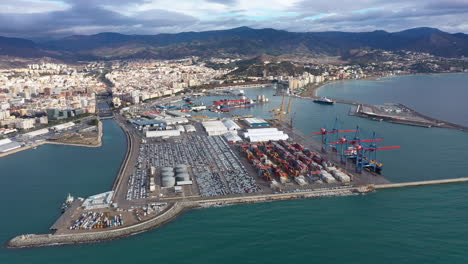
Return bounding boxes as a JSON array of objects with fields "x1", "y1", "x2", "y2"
[
  {"x1": 126, "y1": 145, "x2": 150, "y2": 200},
  {"x1": 142, "y1": 134, "x2": 259, "y2": 197}
]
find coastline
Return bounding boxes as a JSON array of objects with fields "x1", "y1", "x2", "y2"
[
  {"x1": 0, "y1": 120, "x2": 103, "y2": 159},
  {"x1": 301, "y1": 72, "x2": 468, "y2": 98}
]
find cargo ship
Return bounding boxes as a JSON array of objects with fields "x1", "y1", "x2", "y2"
[
  {"x1": 213, "y1": 98, "x2": 256, "y2": 109},
  {"x1": 313, "y1": 97, "x2": 334, "y2": 105}
]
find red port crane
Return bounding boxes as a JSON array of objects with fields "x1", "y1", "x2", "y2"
[
  {"x1": 313, "y1": 128, "x2": 358, "y2": 150},
  {"x1": 329, "y1": 137, "x2": 384, "y2": 145},
  {"x1": 313, "y1": 128, "x2": 358, "y2": 135},
  {"x1": 346, "y1": 145, "x2": 401, "y2": 152}
]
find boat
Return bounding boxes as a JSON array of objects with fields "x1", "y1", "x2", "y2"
[
  {"x1": 313, "y1": 97, "x2": 335, "y2": 105},
  {"x1": 213, "y1": 97, "x2": 256, "y2": 109},
  {"x1": 60, "y1": 193, "x2": 74, "y2": 213}
]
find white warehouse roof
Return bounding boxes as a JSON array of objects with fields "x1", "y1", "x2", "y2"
[
  {"x1": 23, "y1": 128, "x2": 49, "y2": 138},
  {"x1": 222, "y1": 119, "x2": 241, "y2": 131},
  {"x1": 0, "y1": 141, "x2": 22, "y2": 153},
  {"x1": 0, "y1": 138, "x2": 12, "y2": 146},
  {"x1": 224, "y1": 132, "x2": 242, "y2": 143},
  {"x1": 52, "y1": 122, "x2": 75, "y2": 131},
  {"x1": 146, "y1": 129, "x2": 181, "y2": 138},
  {"x1": 243, "y1": 128, "x2": 289, "y2": 142},
  {"x1": 184, "y1": 125, "x2": 196, "y2": 133}
]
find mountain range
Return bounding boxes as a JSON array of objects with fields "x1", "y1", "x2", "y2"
[{"x1": 1, "y1": 27, "x2": 467, "y2": 61}]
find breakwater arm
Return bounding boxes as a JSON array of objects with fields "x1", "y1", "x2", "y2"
[
  {"x1": 375, "y1": 177, "x2": 468, "y2": 189},
  {"x1": 7, "y1": 202, "x2": 191, "y2": 248}
]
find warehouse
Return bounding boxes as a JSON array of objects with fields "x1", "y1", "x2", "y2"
[
  {"x1": 82, "y1": 191, "x2": 114, "y2": 210},
  {"x1": 243, "y1": 118, "x2": 269, "y2": 127},
  {"x1": 184, "y1": 125, "x2": 196, "y2": 133},
  {"x1": 129, "y1": 119, "x2": 165, "y2": 129},
  {"x1": 23, "y1": 128, "x2": 49, "y2": 138},
  {"x1": 166, "y1": 110, "x2": 191, "y2": 117},
  {"x1": 0, "y1": 138, "x2": 22, "y2": 153},
  {"x1": 222, "y1": 119, "x2": 241, "y2": 131},
  {"x1": 243, "y1": 128, "x2": 289, "y2": 142},
  {"x1": 202, "y1": 120, "x2": 228, "y2": 136},
  {"x1": 145, "y1": 129, "x2": 181, "y2": 138},
  {"x1": 51, "y1": 122, "x2": 75, "y2": 131},
  {"x1": 224, "y1": 131, "x2": 242, "y2": 143},
  {"x1": 163, "y1": 117, "x2": 189, "y2": 126}
]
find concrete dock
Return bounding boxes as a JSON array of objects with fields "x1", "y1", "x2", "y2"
[{"x1": 375, "y1": 177, "x2": 468, "y2": 189}]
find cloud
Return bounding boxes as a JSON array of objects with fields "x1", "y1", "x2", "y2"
[{"x1": 0, "y1": 0, "x2": 466, "y2": 38}]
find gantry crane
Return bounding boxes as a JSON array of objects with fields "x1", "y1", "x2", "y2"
[{"x1": 270, "y1": 95, "x2": 293, "y2": 124}]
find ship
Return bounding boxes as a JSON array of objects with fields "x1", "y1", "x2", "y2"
[
  {"x1": 60, "y1": 193, "x2": 74, "y2": 213},
  {"x1": 213, "y1": 97, "x2": 256, "y2": 109},
  {"x1": 313, "y1": 97, "x2": 334, "y2": 105}
]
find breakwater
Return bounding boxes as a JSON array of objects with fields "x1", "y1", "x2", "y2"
[
  {"x1": 6, "y1": 186, "x2": 368, "y2": 248},
  {"x1": 374, "y1": 177, "x2": 468, "y2": 189},
  {"x1": 300, "y1": 95, "x2": 468, "y2": 132},
  {"x1": 7, "y1": 202, "x2": 191, "y2": 248},
  {"x1": 8, "y1": 175, "x2": 468, "y2": 248}
]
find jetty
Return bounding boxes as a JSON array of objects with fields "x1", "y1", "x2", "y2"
[
  {"x1": 375, "y1": 177, "x2": 468, "y2": 189},
  {"x1": 302, "y1": 95, "x2": 468, "y2": 132}
]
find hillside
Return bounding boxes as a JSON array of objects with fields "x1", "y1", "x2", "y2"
[{"x1": 1, "y1": 27, "x2": 468, "y2": 61}]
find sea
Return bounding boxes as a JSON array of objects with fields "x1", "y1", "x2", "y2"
[{"x1": 1, "y1": 73, "x2": 468, "y2": 264}]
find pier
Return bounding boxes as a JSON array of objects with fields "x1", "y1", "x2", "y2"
[
  {"x1": 303, "y1": 95, "x2": 468, "y2": 132},
  {"x1": 375, "y1": 177, "x2": 468, "y2": 189}
]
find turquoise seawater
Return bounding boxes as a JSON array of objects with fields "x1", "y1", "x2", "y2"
[{"x1": 1, "y1": 74, "x2": 468, "y2": 263}]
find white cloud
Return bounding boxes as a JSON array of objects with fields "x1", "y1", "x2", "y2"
[{"x1": 0, "y1": 0, "x2": 467, "y2": 37}]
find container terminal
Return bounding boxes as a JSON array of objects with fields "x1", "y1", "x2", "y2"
[{"x1": 9, "y1": 90, "x2": 466, "y2": 249}]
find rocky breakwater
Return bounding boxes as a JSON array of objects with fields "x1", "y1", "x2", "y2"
[{"x1": 7, "y1": 202, "x2": 195, "y2": 248}]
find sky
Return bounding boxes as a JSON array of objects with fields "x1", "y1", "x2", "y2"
[{"x1": 0, "y1": 0, "x2": 467, "y2": 38}]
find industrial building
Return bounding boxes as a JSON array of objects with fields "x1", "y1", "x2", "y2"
[
  {"x1": 82, "y1": 191, "x2": 114, "y2": 210},
  {"x1": 224, "y1": 131, "x2": 242, "y2": 143},
  {"x1": 145, "y1": 129, "x2": 181, "y2": 138},
  {"x1": 0, "y1": 138, "x2": 22, "y2": 153},
  {"x1": 222, "y1": 119, "x2": 241, "y2": 131},
  {"x1": 243, "y1": 128, "x2": 289, "y2": 142},
  {"x1": 23, "y1": 128, "x2": 49, "y2": 138},
  {"x1": 184, "y1": 125, "x2": 196, "y2": 133},
  {"x1": 129, "y1": 119, "x2": 165, "y2": 129},
  {"x1": 163, "y1": 117, "x2": 189, "y2": 126},
  {"x1": 166, "y1": 110, "x2": 191, "y2": 117},
  {"x1": 51, "y1": 122, "x2": 75, "y2": 131},
  {"x1": 243, "y1": 118, "x2": 269, "y2": 127},
  {"x1": 202, "y1": 120, "x2": 228, "y2": 136}
]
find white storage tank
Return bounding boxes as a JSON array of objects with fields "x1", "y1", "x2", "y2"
[
  {"x1": 162, "y1": 167, "x2": 174, "y2": 172},
  {"x1": 162, "y1": 171, "x2": 175, "y2": 177},
  {"x1": 162, "y1": 176, "x2": 176, "y2": 187},
  {"x1": 176, "y1": 172, "x2": 190, "y2": 181}
]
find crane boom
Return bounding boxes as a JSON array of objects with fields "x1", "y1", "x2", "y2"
[
  {"x1": 329, "y1": 138, "x2": 384, "y2": 144},
  {"x1": 313, "y1": 129, "x2": 358, "y2": 135}
]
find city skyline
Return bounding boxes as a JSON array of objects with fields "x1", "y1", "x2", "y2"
[{"x1": 0, "y1": 0, "x2": 467, "y2": 38}]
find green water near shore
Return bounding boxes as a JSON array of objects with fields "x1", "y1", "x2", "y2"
[{"x1": 1, "y1": 74, "x2": 468, "y2": 263}]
